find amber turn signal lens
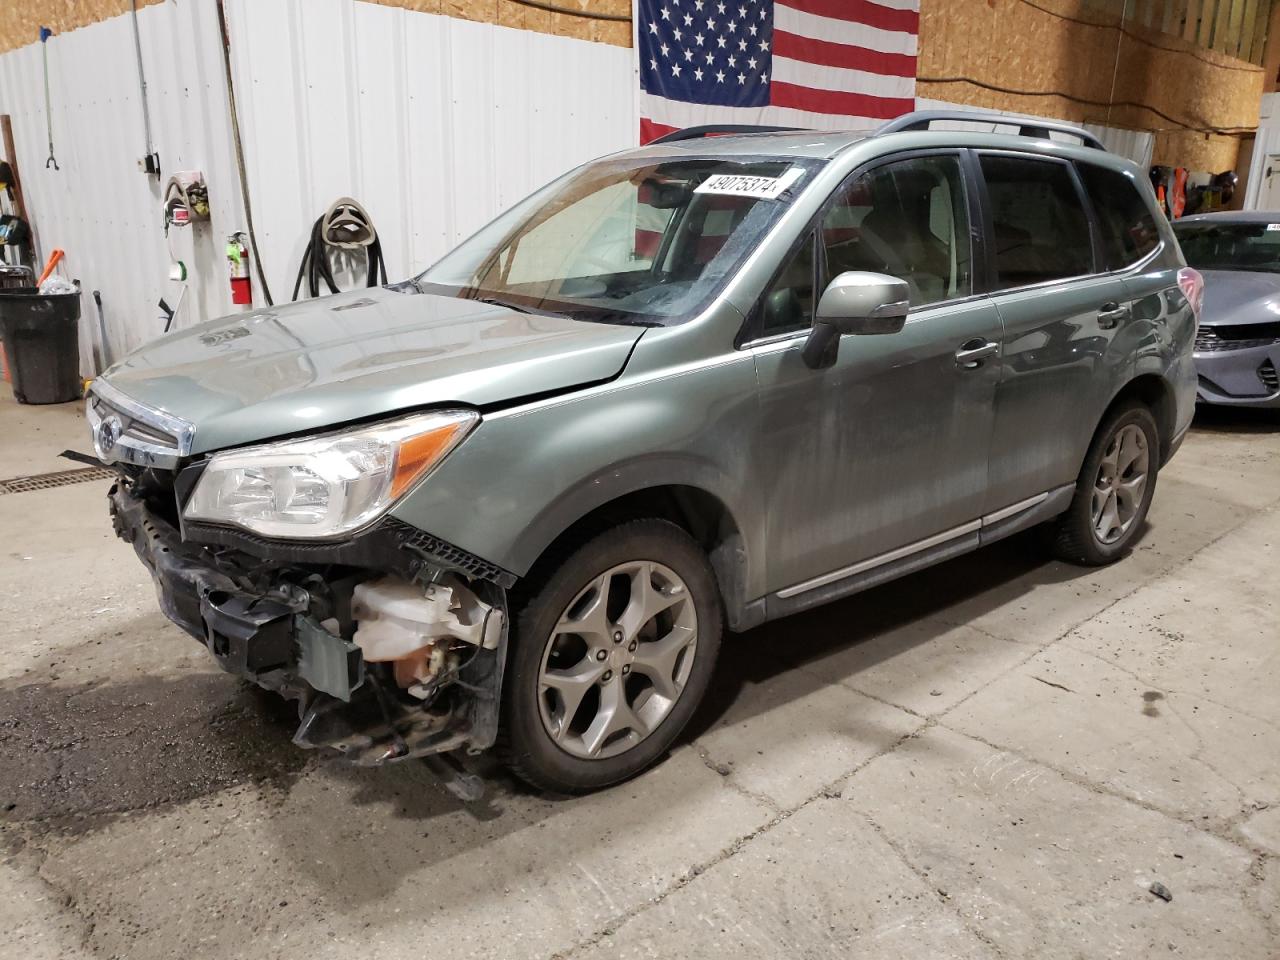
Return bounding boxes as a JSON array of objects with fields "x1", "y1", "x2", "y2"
[{"x1": 391, "y1": 421, "x2": 470, "y2": 499}]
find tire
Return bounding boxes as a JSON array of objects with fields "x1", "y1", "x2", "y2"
[
  {"x1": 1049, "y1": 400, "x2": 1160, "y2": 566},
  {"x1": 498, "y1": 519, "x2": 723, "y2": 794}
]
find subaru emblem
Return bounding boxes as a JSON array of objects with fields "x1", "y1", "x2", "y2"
[{"x1": 95, "y1": 415, "x2": 123, "y2": 459}]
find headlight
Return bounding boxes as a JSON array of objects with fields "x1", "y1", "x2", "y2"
[{"x1": 184, "y1": 410, "x2": 478, "y2": 539}]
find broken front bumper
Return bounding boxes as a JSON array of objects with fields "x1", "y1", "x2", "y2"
[{"x1": 108, "y1": 481, "x2": 508, "y2": 766}]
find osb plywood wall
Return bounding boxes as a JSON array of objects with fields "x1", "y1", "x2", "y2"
[
  {"x1": 0, "y1": 0, "x2": 631, "y2": 54},
  {"x1": 918, "y1": 0, "x2": 1265, "y2": 170},
  {"x1": 365, "y1": 0, "x2": 632, "y2": 45},
  {"x1": 0, "y1": 0, "x2": 162, "y2": 54}
]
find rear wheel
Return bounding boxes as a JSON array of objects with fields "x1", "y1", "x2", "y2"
[
  {"x1": 499, "y1": 520, "x2": 722, "y2": 793},
  {"x1": 1049, "y1": 401, "x2": 1159, "y2": 566}
]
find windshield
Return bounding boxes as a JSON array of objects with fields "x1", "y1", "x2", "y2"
[
  {"x1": 417, "y1": 155, "x2": 821, "y2": 324},
  {"x1": 1174, "y1": 221, "x2": 1280, "y2": 274}
]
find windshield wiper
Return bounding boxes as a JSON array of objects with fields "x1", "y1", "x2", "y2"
[{"x1": 469, "y1": 295, "x2": 532, "y2": 314}]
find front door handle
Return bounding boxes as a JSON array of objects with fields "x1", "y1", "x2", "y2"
[
  {"x1": 1098, "y1": 301, "x2": 1131, "y2": 329},
  {"x1": 955, "y1": 338, "x2": 999, "y2": 368}
]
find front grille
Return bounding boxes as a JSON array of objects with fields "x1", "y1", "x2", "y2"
[
  {"x1": 1196, "y1": 321, "x2": 1280, "y2": 352},
  {"x1": 1260, "y1": 359, "x2": 1279, "y2": 393},
  {"x1": 86, "y1": 383, "x2": 193, "y2": 469},
  {"x1": 89, "y1": 393, "x2": 182, "y2": 456}
]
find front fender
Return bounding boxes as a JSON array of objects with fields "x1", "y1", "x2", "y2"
[{"x1": 390, "y1": 346, "x2": 765, "y2": 607}]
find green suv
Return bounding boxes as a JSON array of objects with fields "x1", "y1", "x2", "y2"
[{"x1": 90, "y1": 111, "x2": 1200, "y2": 793}]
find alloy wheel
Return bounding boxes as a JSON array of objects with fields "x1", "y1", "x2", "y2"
[
  {"x1": 537, "y1": 560, "x2": 698, "y2": 760},
  {"x1": 1091, "y1": 422, "x2": 1149, "y2": 545}
]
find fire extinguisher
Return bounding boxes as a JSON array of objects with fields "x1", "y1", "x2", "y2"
[{"x1": 226, "y1": 232, "x2": 252, "y2": 305}]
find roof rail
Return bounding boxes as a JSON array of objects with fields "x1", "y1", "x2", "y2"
[
  {"x1": 649, "y1": 124, "x2": 805, "y2": 144},
  {"x1": 875, "y1": 110, "x2": 1106, "y2": 151}
]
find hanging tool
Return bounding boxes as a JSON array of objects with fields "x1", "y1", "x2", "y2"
[
  {"x1": 158, "y1": 285, "x2": 187, "y2": 333},
  {"x1": 94, "y1": 290, "x2": 111, "y2": 370},
  {"x1": 36, "y1": 247, "x2": 65, "y2": 286},
  {"x1": 39, "y1": 28, "x2": 58, "y2": 171}
]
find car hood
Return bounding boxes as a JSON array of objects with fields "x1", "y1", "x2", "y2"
[
  {"x1": 1198, "y1": 269, "x2": 1280, "y2": 326},
  {"x1": 100, "y1": 285, "x2": 644, "y2": 454}
]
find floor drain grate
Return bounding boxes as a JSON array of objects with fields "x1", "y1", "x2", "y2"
[{"x1": 0, "y1": 465, "x2": 116, "y2": 495}]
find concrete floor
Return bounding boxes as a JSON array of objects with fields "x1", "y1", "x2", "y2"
[{"x1": 0, "y1": 388, "x2": 1277, "y2": 960}]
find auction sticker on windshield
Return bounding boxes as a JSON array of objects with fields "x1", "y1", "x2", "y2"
[{"x1": 695, "y1": 168, "x2": 804, "y2": 201}]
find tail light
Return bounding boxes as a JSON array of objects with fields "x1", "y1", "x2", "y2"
[{"x1": 1178, "y1": 266, "x2": 1204, "y2": 322}]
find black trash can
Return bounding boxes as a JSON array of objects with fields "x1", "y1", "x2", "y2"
[{"x1": 0, "y1": 286, "x2": 82, "y2": 404}]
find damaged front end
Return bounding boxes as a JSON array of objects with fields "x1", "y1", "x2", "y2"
[{"x1": 108, "y1": 468, "x2": 514, "y2": 774}]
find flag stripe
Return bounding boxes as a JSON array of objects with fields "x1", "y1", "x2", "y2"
[
  {"x1": 769, "y1": 80, "x2": 912, "y2": 119},
  {"x1": 774, "y1": 4, "x2": 917, "y2": 55},
  {"x1": 772, "y1": 55, "x2": 915, "y2": 100},
  {"x1": 640, "y1": 118, "x2": 682, "y2": 142},
  {"x1": 639, "y1": 92, "x2": 888, "y2": 134},
  {"x1": 849, "y1": 0, "x2": 921, "y2": 11},
  {"x1": 779, "y1": 0, "x2": 918, "y2": 34},
  {"x1": 773, "y1": 29, "x2": 916, "y2": 79}
]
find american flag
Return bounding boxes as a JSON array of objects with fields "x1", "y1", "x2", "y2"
[{"x1": 637, "y1": 0, "x2": 918, "y2": 143}]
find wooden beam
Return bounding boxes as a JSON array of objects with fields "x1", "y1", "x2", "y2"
[
  {"x1": 1228, "y1": 0, "x2": 1247, "y2": 58},
  {"x1": 1241, "y1": 0, "x2": 1259, "y2": 60},
  {"x1": 1253, "y1": 0, "x2": 1273, "y2": 70},
  {"x1": 1199, "y1": 0, "x2": 1218, "y2": 45},
  {"x1": 1214, "y1": 0, "x2": 1234, "y2": 49},
  {"x1": 1185, "y1": 0, "x2": 1203, "y2": 43}
]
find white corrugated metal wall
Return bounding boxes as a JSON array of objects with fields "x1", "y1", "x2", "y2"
[
  {"x1": 223, "y1": 0, "x2": 637, "y2": 309},
  {"x1": 0, "y1": 0, "x2": 638, "y2": 373},
  {"x1": 0, "y1": 0, "x2": 243, "y2": 369}
]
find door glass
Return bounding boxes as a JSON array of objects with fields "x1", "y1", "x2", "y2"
[
  {"x1": 979, "y1": 154, "x2": 1093, "y2": 289},
  {"x1": 821, "y1": 155, "x2": 972, "y2": 307},
  {"x1": 759, "y1": 232, "x2": 816, "y2": 337},
  {"x1": 1075, "y1": 163, "x2": 1160, "y2": 269}
]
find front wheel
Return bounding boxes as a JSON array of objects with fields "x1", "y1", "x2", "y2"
[
  {"x1": 1048, "y1": 401, "x2": 1160, "y2": 566},
  {"x1": 499, "y1": 520, "x2": 722, "y2": 793}
]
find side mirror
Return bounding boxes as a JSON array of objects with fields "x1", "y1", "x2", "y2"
[{"x1": 802, "y1": 271, "x2": 910, "y2": 368}]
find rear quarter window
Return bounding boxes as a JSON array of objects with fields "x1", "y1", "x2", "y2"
[{"x1": 1076, "y1": 163, "x2": 1160, "y2": 269}]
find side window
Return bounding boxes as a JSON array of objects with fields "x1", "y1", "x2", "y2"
[
  {"x1": 979, "y1": 154, "x2": 1094, "y2": 290},
  {"x1": 821, "y1": 154, "x2": 972, "y2": 308},
  {"x1": 759, "y1": 232, "x2": 816, "y2": 337},
  {"x1": 1076, "y1": 163, "x2": 1160, "y2": 269}
]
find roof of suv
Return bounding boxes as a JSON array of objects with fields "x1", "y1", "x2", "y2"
[{"x1": 631, "y1": 130, "x2": 870, "y2": 160}]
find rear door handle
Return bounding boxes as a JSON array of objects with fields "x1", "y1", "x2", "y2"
[
  {"x1": 1098, "y1": 301, "x2": 1131, "y2": 329},
  {"x1": 955, "y1": 339, "x2": 999, "y2": 368}
]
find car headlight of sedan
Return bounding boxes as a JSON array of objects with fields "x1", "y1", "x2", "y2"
[{"x1": 184, "y1": 410, "x2": 478, "y2": 539}]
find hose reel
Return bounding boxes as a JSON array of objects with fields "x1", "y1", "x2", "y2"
[{"x1": 292, "y1": 198, "x2": 388, "y2": 300}]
